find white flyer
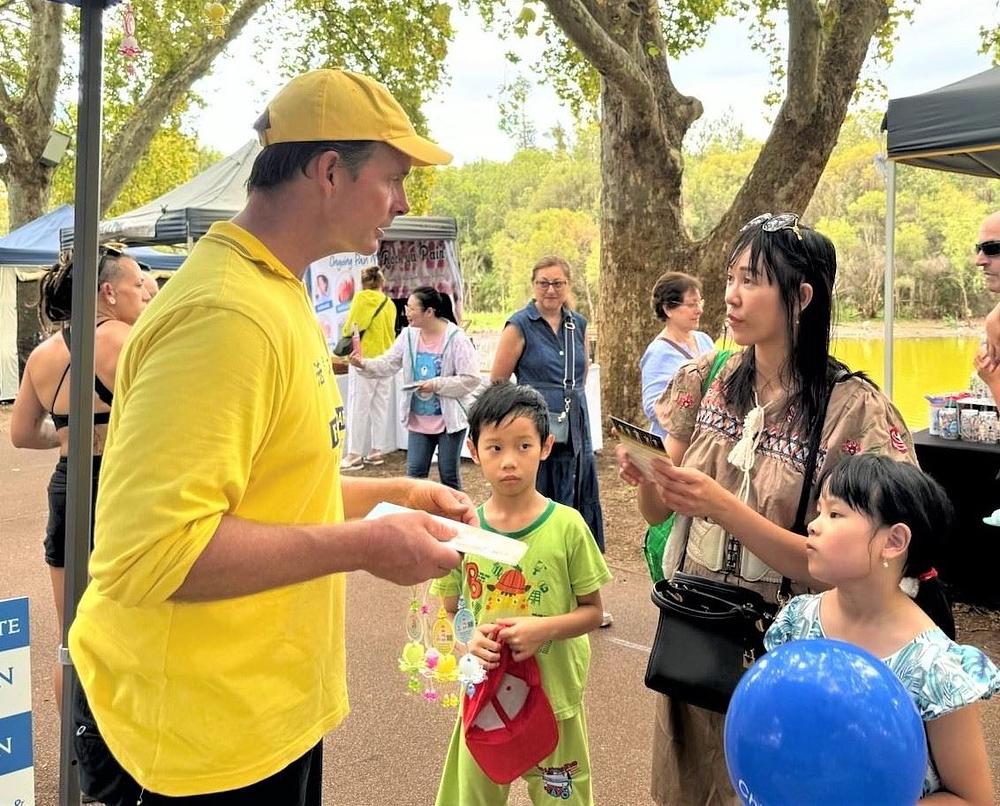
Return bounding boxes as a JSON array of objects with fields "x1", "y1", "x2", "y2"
[{"x1": 365, "y1": 502, "x2": 527, "y2": 566}]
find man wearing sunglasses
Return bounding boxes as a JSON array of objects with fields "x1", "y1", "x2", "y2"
[
  {"x1": 68, "y1": 70, "x2": 473, "y2": 804},
  {"x1": 976, "y1": 213, "x2": 1000, "y2": 403}
]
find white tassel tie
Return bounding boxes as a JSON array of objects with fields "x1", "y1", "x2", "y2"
[{"x1": 727, "y1": 395, "x2": 769, "y2": 503}]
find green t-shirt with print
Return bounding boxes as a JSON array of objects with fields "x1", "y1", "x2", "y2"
[{"x1": 430, "y1": 499, "x2": 611, "y2": 719}]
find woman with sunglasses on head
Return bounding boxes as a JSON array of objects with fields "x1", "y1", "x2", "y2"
[
  {"x1": 491, "y1": 256, "x2": 608, "y2": 622},
  {"x1": 10, "y1": 246, "x2": 151, "y2": 713},
  {"x1": 641, "y1": 272, "x2": 715, "y2": 438},
  {"x1": 616, "y1": 215, "x2": 919, "y2": 805}
]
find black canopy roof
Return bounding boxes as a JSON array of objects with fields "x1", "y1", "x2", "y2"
[{"x1": 884, "y1": 66, "x2": 1000, "y2": 178}]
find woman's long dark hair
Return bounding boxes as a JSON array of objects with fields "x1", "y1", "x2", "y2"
[
  {"x1": 723, "y1": 220, "x2": 851, "y2": 436},
  {"x1": 820, "y1": 454, "x2": 956, "y2": 638},
  {"x1": 411, "y1": 286, "x2": 457, "y2": 324}
]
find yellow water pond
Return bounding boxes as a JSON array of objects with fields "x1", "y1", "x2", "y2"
[{"x1": 831, "y1": 336, "x2": 983, "y2": 431}]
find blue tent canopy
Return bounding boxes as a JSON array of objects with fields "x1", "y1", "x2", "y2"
[{"x1": 0, "y1": 204, "x2": 185, "y2": 269}]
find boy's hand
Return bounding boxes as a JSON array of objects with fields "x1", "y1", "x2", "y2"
[
  {"x1": 468, "y1": 623, "x2": 501, "y2": 670},
  {"x1": 496, "y1": 617, "x2": 549, "y2": 662}
]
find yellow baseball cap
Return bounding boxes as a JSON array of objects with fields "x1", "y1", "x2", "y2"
[{"x1": 255, "y1": 69, "x2": 453, "y2": 167}]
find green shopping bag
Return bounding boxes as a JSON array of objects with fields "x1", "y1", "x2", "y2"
[{"x1": 643, "y1": 516, "x2": 675, "y2": 583}]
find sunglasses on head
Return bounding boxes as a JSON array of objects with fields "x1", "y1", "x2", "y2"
[
  {"x1": 975, "y1": 240, "x2": 1000, "y2": 257},
  {"x1": 740, "y1": 212, "x2": 803, "y2": 241}
]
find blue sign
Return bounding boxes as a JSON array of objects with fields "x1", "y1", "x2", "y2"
[{"x1": 0, "y1": 597, "x2": 33, "y2": 803}]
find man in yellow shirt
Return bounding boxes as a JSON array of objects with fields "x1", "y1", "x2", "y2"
[{"x1": 69, "y1": 69, "x2": 468, "y2": 803}]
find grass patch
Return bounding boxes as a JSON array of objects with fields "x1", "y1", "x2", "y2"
[{"x1": 463, "y1": 310, "x2": 508, "y2": 333}]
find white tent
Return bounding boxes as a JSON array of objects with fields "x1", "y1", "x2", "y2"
[{"x1": 63, "y1": 140, "x2": 261, "y2": 247}]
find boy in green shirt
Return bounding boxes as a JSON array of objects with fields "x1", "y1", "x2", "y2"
[{"x1": 431, "y1": 382, "x2": 611, "y2": 805}]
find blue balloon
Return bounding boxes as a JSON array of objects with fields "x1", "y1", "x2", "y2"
[{"x1": 724, "y1": 638, "x2": 926, "y2": 805}]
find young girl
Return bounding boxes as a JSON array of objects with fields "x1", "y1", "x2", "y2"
[{"x1": 765, "y1": 454, "x2": 999, "y2": 805}]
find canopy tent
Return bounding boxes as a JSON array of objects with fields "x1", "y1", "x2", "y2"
[
  {"x1": 882, "y1": 66, "x2": 1000, "y2": 397},
  {"x1": 63, "y1": 139, "x2": 262, "y2": 247},
  {"x1": 1, "y1": 204, "x2": 185, "y2": 267},
  {"x1": 0, "y1": 206, "x2": 184, "y2": 401},
  {"x1": 59, "y1": 139, "x2": 461, "y2": 249}
]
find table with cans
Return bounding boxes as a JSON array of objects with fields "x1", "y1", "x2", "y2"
[{"x1": 927, "y1": 395, "x2": 1000, "y2": 444}]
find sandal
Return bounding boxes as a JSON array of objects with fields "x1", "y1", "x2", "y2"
[{"x1": 364, "y1": 452, "x2": 385, "y2": 466}]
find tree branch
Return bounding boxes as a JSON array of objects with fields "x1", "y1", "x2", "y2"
[
  {"x1": 542, "y1": 0, "x2": 655, "y2": 116},
  {"x1": 784, "y1": 0, "x2": 822, "y2": 124},
  {"x1": 714, "y1": 0, "x2": 889, "y2": 240},
  {"x1": 100, "y1": 0, "x2": 269, "y2": 212}
]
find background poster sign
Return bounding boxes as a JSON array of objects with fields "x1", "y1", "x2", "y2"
[
  {"x1": 0, "y1": 597, "x2": 33, "y2": 804},
  {"x1": 307, "y1": 252, "x2": 375, "y2": 350},
  {"x1": 377, "y1": 240, "x2": 460, "y2": 312},
  {"x1": 306, "y1": 239, "x2": 464, "y2": 350}
]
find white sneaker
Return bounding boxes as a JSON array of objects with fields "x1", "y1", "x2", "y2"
[
  {"x1": 340, "y1": 455, "x2": 364, "y2": 471},
  {"x1": 600, "y1": 610, "x2": 614, "y2": 628}
]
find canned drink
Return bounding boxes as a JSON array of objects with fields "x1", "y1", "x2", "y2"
[
  {"x1": 960, "y1": 408, "x2": 979, "y2": 441},
  {"x1": 979, "y1": 410, "x2": 999, "y2": 444},
  {"x1": 938, "y1": 407, "x2": 959, "y2": 440},
  {"x1": 928, "y1": 403, "x2": 943, "y2": 436}
]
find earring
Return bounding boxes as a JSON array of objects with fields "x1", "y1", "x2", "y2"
[
  {"x1": 882, "y1": 559, "x2": 889, "y2": 569},
  {"x1": 109, "y1": 297, "x2": 117, "y2": 305}
]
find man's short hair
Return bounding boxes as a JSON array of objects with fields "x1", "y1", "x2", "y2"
[
  {"x1": 246, "y1": 140, "x2": 377, "y2": 191},
  {"x1": 467, "y1": 381, "x2": 550, "y2": 447}
]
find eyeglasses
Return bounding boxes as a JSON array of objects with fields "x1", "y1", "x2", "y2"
[
  {"x1": 975, "y1": 240, "x2": 1000, "y2": 257},
  {"x1": 740, "y1": 212, "x2": 803, "y2": 241},
  {"x1": 534, "y1": 280, "x2": 567, "y2": 291}
]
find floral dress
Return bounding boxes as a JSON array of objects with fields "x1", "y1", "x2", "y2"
[
  {"x1": 649, "y1": 350, "x2": 917, "y2": 806},
  {"x1": 766, "y1": 593, "x2": 1000, "y2": 797}
]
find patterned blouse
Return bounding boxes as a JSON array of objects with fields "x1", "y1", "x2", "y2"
[
  {"x1": 765, "y1": 593, "x2": 1000, "y2": 796},
  {"x1": 655, "y1": 351, "x2": 916, "y2": 593}
]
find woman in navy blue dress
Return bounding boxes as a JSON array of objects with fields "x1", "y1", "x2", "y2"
[{"x1": 491, "y1": 256, "x2": 608, "y2": 622}]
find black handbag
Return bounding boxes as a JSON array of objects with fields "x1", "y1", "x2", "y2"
[
  {"x1": 645, "y1": 572, "x2": 779, "y2": 712},
  {"x1": 643, "y1": 373, "x2": 841, "y2": 712}
]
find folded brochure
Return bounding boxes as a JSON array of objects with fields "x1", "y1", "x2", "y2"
[{"x1": 365, "y1": 501, "x2": 528, "y2": 566}]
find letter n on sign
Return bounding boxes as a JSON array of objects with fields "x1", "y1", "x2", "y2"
[{"x1": 0, "y1": 597, "x2": 33, "y2": 803}]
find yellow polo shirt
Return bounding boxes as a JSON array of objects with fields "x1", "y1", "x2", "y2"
[{"x1": 69, "y1": 222, "x2": 347, "y2": 795}]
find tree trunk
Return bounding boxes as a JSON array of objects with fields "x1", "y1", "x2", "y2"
[
  {"x1": 596, "y1": 83, "x2": 695, "y2": 421},
  {"x1": 5, "y1": 161, "x2": 54, "y2": 231},
  {"x1": 546, "y1": 0, "x2": 893, "y2": 423}
]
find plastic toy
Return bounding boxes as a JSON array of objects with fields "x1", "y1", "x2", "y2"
[{"x1": 398, "y1": 586, "x2": 486, "y2": 707}]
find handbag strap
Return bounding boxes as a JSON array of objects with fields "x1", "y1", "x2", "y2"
[
  {"x1": 360, "y1": 295, "x2": 390, "y2": 337},
  {"x1": 677, "y1": 358, "x2": 842, "y2": 601},
  {"x1": 777, "y1": 369, "x2": 846, "y2": 600},
  {"x1": 561, "y1": 311, "x2": 576, "y2": 414},
  {"x1": 659, "y1": 337, "x2": 693, "y2": 361}
]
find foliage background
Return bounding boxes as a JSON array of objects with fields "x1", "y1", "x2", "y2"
[{"x1": 426, "y1": 110, "x2": 1000, "y2": 325}]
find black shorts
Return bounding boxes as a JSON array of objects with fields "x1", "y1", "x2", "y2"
[
  {"x1": 44, "y1": 455, "x2": 102, "y2": 568},
  {"x1": 73, "y1": 681, "x2": 323, "y2": 805}
]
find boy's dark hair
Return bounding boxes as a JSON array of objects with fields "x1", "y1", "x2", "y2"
[
  {"x1": 246, "y1": 140, "x2": 377, "y2": 191},
  {"x1": 467, "y1": 381, "x2": 550, "y2": 447},
  {"x1": 819, "y1": 453, "x2": 956, "y2": 638}
]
